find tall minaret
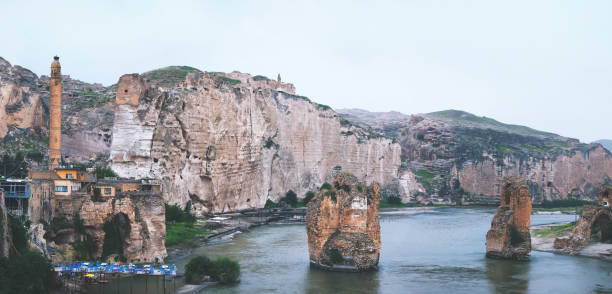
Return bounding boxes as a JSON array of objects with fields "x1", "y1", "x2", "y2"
[{"x1": 49, "y1": 56, "x2": 62, "y2": 170}]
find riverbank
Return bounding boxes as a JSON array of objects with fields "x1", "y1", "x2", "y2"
[
  {"x1": 531, "y1": 222, "x2": 612, "y2": 261},
  {"x1": 166, "y1": 208, "x2": 305, "y2": 262}
]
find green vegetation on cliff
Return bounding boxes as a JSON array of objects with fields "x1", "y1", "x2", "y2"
[
  {"x1": 165, "y1": 203, "x2": 208, "y2": 246},
  {"x1": 428, "y1": 109, "x2": 550, "y2": 137},
  {"x1": 143, "y1": 66, "x2": 203, "y2": 87}
]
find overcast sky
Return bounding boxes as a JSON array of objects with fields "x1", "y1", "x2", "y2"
[{"x1": 2, "y1": 0, "x2": 610, "y2": 142}]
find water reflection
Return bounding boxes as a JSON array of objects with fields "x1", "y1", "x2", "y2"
[
  {"x1": 305, "y1": 267, "x2": 379, "y2": 294},
  {"x1": 485, "y1": 259, "x2": 530, "y2": 294}
]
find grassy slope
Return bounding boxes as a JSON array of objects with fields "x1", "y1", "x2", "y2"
[
  {"x1": 166, "y1": 222, "x2": 210, "y2": 246},
  {"x1": 427, "y1": 109, "x2": 553, "y2": 137},
  {"x1": 142, "y1": 66, "x2": 203, "y2": 88}
]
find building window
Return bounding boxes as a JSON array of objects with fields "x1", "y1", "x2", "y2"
[
  {"x1": 55, "y1": 186, "x2": 68, "y2": 192},
  {"x1": 66, "y1": 174, "x2": 73, "y2": 179},
  {"x1": 104, "y1": 188, "x2": 112, "y2": 195}
]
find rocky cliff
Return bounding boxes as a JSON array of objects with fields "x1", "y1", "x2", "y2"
[
  {"x1": 78, "y1": 193, "x2": 166, "y2": 262},
  {"x1": 109, "y1": 72, "x2": 400, "y2": 213},
  {"x1": 3, "y1": 55, "x2": 609, "y2": 210},
  {"x1": 306, "y1": 173, "x2": 380, "y2": 271},
  {"x1": 338, "y1": 109, "x2": 612, "y2": 204},
  {"x1": 0, "y1": 57, "x2": 114, "y2": 164}
]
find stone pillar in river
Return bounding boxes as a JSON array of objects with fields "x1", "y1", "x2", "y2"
[
  {"x1": 485, "y1": 176, "x2": 532, "y2": 260},
  {"x1": 306, "y1": 172, "x2": 380, "y2": 271}
]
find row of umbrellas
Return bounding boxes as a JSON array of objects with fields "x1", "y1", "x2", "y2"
[{"x1": 56, "y1": 262, "x2": 177, "y2": 276}]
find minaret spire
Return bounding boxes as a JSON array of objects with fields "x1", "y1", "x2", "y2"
[{"x1": 49, "y1": 56, "x2": 62, "y2": 170}]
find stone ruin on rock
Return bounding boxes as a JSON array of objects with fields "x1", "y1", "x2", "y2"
[
  {"x1": 553, "y1": 186, "x2": 612, "y2": 254},
  {"x1": 306, "y1": 172, "x2": 380, "y2": 271},
  {"x1": 485, "y1": 176, "x2": 532, "y2": 260}
]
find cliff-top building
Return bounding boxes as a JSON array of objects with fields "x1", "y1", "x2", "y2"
[{"x1": 49, "y1": 56, "x2": 62, "y2": 170}]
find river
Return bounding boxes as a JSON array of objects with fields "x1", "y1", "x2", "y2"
[
  {"x1": 174, "y1": 207, "x2": 611, "y2": 294},
  {"x1": 87, "y1": 207, "x2": 612, "y2": 293}
]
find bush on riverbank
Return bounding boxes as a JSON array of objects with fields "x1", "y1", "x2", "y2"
[
  {"x1": 185, "y1": 255, "x2": 240, "y2": 284},
  {"x1": 280, "y1": 190, "x2": 298, "y2": 207},
  {"x1": 165, "y1": 203, "x2": 196, "y2": 223},
  {"x1": 533, "y1": 222, "x2": 576, "y2": 237},
  {"x1": 0, "y1": 251, "x2": 61, "y2": 294},
  {"x1": 536, "y1": 199, "x2": 595, "y2": 208}
]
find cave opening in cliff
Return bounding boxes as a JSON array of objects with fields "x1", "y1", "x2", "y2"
[
  {"x1": 592, "y1": 213, "x2": 612, "y2": 243},
  {"x1": 101, "y1": 213, "x2": 130, "y2": 261}
]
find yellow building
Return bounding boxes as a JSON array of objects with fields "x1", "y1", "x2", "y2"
[{"x1": 55, "y1": 167, "x2": 78, "y2": 180}]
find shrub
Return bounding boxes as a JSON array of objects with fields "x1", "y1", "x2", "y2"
[
  {"x1": 217, "y1": 76, "x2": 241, "y2": 85},
  {"x1": 165, "y1": 204, "x2": 196, "y2": 223},
  {"x1": 264, "y1": 199, "x2": 277, "y2": 209},
  {"x1": 0, "y1": 251, "x2": 60, "y2": 293},
  {"x1": 94, "y1": 165, "x2": 118, "y2": 179},
  {"x1": 320, "y1": 182, "x2": 332, "y2": 190},
  {"x1": 210, "y1": 257, "x2": 240, "y2": 284},
  {"x1": 386, "y1": 196, "x2": 403, "y2": 205},
  {"x1": 303, "y1": 191, "x2": 316, "y2": 204},
  {"x1": 92, "y1": 188, "x2": 104, "y2": 202},
  {"x1": 185, "y1": 256, "x2": 240, "y2": 284},
  {"x1": 185, "y1": 256, "x2": 213, "y2": 284},
  {"x1": 0, "y1": 152, "x2": 28, "y2": 178},
  {"x1": 280, "y1": 190, "x2": 298, "y2": 207},
  {"x1": 48, "y1": 216, "x2": 72, "y2": 233},
  {"x1": 8, "y1": 215, "x2": 28, "y2": 255},
  {"x1": 537, "y1": 199, "x2": 595, "y2": 208}
]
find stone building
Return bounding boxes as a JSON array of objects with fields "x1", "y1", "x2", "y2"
[
  {"x1": 554, "y1": 186, "x2": 612, "y2": 254},
  {"x1": 306, "y1": 173, "x2": 381, "y2": 271},
  {"x1": 485, "y1": 176, "x2": 532, "y2": 260}
]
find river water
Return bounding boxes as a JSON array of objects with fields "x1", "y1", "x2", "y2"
[{"x1": 173, "y1": 207, "x2": 611, "y2": 294}]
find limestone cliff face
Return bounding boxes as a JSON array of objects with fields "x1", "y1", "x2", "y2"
[
  {"x1": 110, "y1": 73, "x2": 401, "y2": 213},
  {"x1": 306, "y1": 173, "x2": 380, "y2": 271},
  {"x1": 0, "y1": 57, "x2": 46, "y2": 140}
]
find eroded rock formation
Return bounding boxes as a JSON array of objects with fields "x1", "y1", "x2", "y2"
[
  {"x1": 554, "y1": 186, "x2": 612, "y2": 254},
  {"x1": 306, "y1": 173, "x2": 380, "y2": 271},
  {"x1": 78, "y1": 193, "x2": 166, "y2": 263},
  {"x1": 486, "y1": 176, "x2": 532, "y2": 260},
  {"x1": 110, "y1": 72, "x2": 400, "y2": 213}
]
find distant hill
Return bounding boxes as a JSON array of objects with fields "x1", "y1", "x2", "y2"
[
  {"x1": 594, "y1": 139, "x2": 612, "y2": 152},
  {"x1": 335, "y1": 108, "x2": 410, "y2": 136}
]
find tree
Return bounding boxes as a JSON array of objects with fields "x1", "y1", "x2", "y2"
[
  {"x1": 185, "y1": 256, "x2": 213, "y2": 284},
  {"x1": 281, "y1": 190, "x2": 298, "y2": 207},
  {"x1": 303, "y1": 191, "x2": 316, "y2": 205},
  {"x1": 210, "y1": 257, "x2": 240, "y2": 284},
  {"x1": 0, "y1": 251, "x2": 60, "y2": 294},
  {"x1": 94, "y1": 165, "x2": 118, "y2": 179}
]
